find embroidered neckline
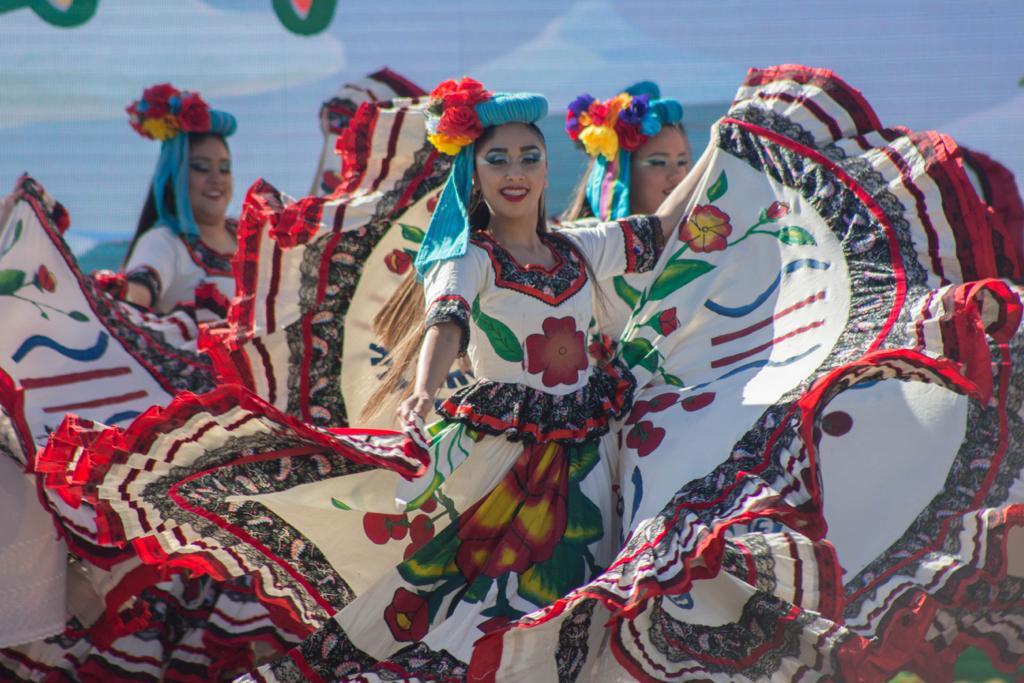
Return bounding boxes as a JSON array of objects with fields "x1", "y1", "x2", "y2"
[{"x1": 471, "y1": 231, "x2": 587, "y2": 306}]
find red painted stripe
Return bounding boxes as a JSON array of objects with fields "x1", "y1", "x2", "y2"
[
  {"x1": 710, "y1": 320, "x2": 825, "y2": 368},
  {"x1": 711, "y1": 290, "x2": 826, "y2": 346},
  {"x1": 43, "y1": 390, "x2": 148, "y2": 413},
  {"x1": 369, "y1": 108, "x2": 407, "y2": 193},
  {"x1": 756, "y1": 91, "x2": 842, "y2": 140},
  {"x1": 877, "y1": 143, "x2": 947, "y2": 284},
  {"x1": 253, "y1": 336, "x2": 277, "y2": 405},
  {"x1": 22, "y1": 365, "x2": 131, "y2": 389}
]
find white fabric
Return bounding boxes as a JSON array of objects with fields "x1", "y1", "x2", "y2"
[
  {"x1": 0, "y1": 455, "x2": 67, "y2": 648},
  {"x1": 124, "y1": 225, "x2": 234, "y2": 314}
]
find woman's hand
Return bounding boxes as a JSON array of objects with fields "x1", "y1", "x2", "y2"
[{"x1": 397, "y1": 392, "x2": 435, "y2": 424}]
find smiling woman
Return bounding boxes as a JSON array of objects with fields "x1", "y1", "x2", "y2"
[{"x1": 120, "y1": 84, "x2": 238, "y2": 319}]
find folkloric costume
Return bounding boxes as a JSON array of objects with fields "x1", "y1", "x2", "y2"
[
  {"x1": 123, "y1": 84, "x2": 238, "y2": 317},
  {"x1": 18, "y1": 67, "x2": 1024, "y2": 683}
]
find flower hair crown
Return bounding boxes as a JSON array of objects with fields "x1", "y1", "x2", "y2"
[
  {"x1": 127, "y1": 83, "x2": 213, "y2": 142},
  {"x1": 425, "y1": 77, "x2": 493, "y2": 155},
  {"x1": 565, "y1": 88, "x2": 681, "y2": 161}
]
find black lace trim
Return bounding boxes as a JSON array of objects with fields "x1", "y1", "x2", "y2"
[
  {"x1": 438, "y1": 357, "x2": 636, "y2": 444},
  {"x1": 472, "y1": 231, "x2": 588, "y2": 306},
  {"x1": 125, "y1": 266, "x2": 162, "y2": 305},
  {"x1": 620, "y1": 215, "x2": 663, "y2": 273},
  {"x1": 425, "y1": 295, "x2": 471, "y2": 355}
]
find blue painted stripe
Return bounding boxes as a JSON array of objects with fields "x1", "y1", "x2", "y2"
[
  {"x1": 12, "y1": 331, "x2": 109, "y2": 363},
  {"x1": 704, "y1": 259, "x2": 831, "y2": 318},
  {"x1": 692, "y1": 344, "x2": 822, "y2": 390},
  {"x1": 104, "y1": 410, "x2": 141, "y2": 425}
]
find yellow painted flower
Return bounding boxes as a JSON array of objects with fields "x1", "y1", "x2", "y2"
[
  {"x1": 579, "y1": 124, "x2": 619, "y2": 160},
  {"x1": 141, "y1": 114, "x2": 179, "y2": 141},
  {"x1": 428, "y1": 132, "x2": 473, "y2": 156}
]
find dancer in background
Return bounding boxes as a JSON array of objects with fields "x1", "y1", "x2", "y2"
[
  {"x1": 121, "y1": 84, "x2": 238, "y2": 320},
  {"x1": 560, "y1": 81, "x2": 690, "y2": 348}
]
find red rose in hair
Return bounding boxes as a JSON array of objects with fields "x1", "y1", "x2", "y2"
[
  {"x1": 587, "y1": 101, "x2": 608, "y2": 126},
  {"x1": 430, "y1": 79, "x2": 460, "y2": 100},
  {"x1": 614, "y1": 119, "x2": 647, "y2": 152},
  {"x1": 142, "y1": 83, "x2": 177, "y2": 118},
  {"x1": 437, "y1": 105, "x2": 483, "y2": 140},
  {"x1": 430, "y1": 77, "x2": 491, "y2": 108},
  {"x1": 178, "y1": 93, "x2": 211, "y2": 132}
]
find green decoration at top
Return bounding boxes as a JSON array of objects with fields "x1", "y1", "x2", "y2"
[
  {"x1": 271, "y1": 0, "x2": 337, "y2": 35},
  {"x1": 0, "y1": 0, "x2": 98, "y2": 28}
]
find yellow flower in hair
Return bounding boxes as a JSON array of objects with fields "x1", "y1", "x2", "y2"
[
  {"x1": 606, "y1": 93, "x2": 632, "y2": 121},
  {"x1": 428, "y1": 132, "x2": 474, "y2": 156},
  {"x1": 141, "y1": 114, "x2": 179, "y2": 141},
  {"x1": 579, "y1": 124, "x2": 619, "y2": 160}
]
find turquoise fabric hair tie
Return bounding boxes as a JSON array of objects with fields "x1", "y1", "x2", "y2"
[
  {"x1": 151, "y1": 108, "x2": 237, "y2": 241},
  {"x1": 573, "y1": 81, "x2": 684, "y2": 220},
  {"x1": 414, "y1": 90, "x2": 548, "y2": 278}
]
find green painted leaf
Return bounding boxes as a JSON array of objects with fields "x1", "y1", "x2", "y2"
[
  {"x1": 400, "y1": 223, "x2": 426, "y2": 244},
  {"x1": 563, "y1": 486, "x2": 604, "y2": 544},
  {"x1": 10, "y1": 219, "x2": 23, "y2": 250},
  {"x1": 472, "y1": 296, "x2": 523, "y2": 363},
  {"x1": 462, "y1": 575, "x2": 494, "y2": 605},
  {"x1": 661, "y1": 372, "x2": 686, "y2": 387},
  {"x1": 612, "y1": 276, "x2": 640, "y2": 308},
  {"x1": 621, "y1": 338, "x2": 657, "y2": 371},
  {"x1": 68, "y1": 311, "x2": 89, "y2": 322},
  {"x1": 398, "y1": 525, "x2": 461, "y2": 585},
  {"x1": 567, "y1": 441, "x2": 600, "y2": 483},
  {"x1": 0, "y1": 269, "x2": 25, "y2": 296},
  {"x1": 518, "y1": 542, "x2": 584, "y2": 607},
  {"x1": 777, "y1": 226, "x2": 816, "y2": 246},
  {"x1": 706, "y1": 170, "x2": 728, "y2": 202},
  {"x1": 403, "y1": 247, "x2": 418, "y2": 260},
  {"x1": 330, "y1": 497, "x2": 352, "y2": 510},
  {"x1": 648, "y1": 259, "x2": 715, "y2": 300}
]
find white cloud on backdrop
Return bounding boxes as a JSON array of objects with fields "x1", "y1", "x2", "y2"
[{"x1": 0, "y1": 0, "x2": 345, "y2": 128}]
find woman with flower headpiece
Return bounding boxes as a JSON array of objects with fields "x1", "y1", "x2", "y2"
[
  {"x1": 34, "y1": 76, "x2": 702, "y2": 679},
  {"x1": 561, "y1": 82, "x2": 691, "y2": 351},
  {"x1": 121, "y1": 83, "x2": 238, "y2": 319}
]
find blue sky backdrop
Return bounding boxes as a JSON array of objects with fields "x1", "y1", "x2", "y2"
[{"x1": 1, "y1": 0, "x2": 1021, "y2": 254}]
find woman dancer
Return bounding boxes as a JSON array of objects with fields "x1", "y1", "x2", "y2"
[
  {"x1": 561, "y1": 81, "x2": 690, "y2": 346},
  {"x1": 121, "y1": 84, "x2": 237, "y2": 319}
]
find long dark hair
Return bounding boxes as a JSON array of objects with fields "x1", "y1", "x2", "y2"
[
  {"x1": 361, "y1": 123, "x2": 549, "y2": 421},
  {"x1": 123, "y1": 132, "x2": 229, "y2": 267}
]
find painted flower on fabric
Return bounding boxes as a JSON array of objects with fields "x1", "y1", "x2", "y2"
[
  {"x1": 455, "y1": 441, "x2": 569, "y2": 580},
  {"x1": 33, "y1": 265, "x2": 55, "y2": 293},
  {"x1": 679, "y1": 204, "x2": 733, "y2": 253},
  {"x1": 625, "y1": 420, "x2": 665, "y2": 458},
  {"x1": 647, "y1": 308, "x2": 679, "y2": 336},
  {"x1": 766, "y1": 201, "x2": 790, "y2": 220},
  {"x1": 525, "y1": 317, "x2": 588, "y2": 387},
  {"x1": 383, "y1": 587, "x2": 430, "y2": 642},
  {"x1": 626, "y1": 392, "x2": 677, "y2": 425},
  {"x1": 385, "y1": 249, "x2": 412, "y2": 275}
]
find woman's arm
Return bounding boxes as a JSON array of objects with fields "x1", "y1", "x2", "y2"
[
  {"x1": 654, "y1": 142, "x2": 714, "y2": 241},
  {"x1": 124, "y1": 281, "x2": 155, "y2": 308},
  {"x1": 397, "y1": 321, "x2": 464, "y2": 423}
]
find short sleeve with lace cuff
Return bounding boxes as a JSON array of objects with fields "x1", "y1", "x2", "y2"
[
  {"x1": 422, "y1": 248, "x2": 487, "y2": 356},
  {"x1": 554, "y1": 214, "x2": 663, "y2": 279}
]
